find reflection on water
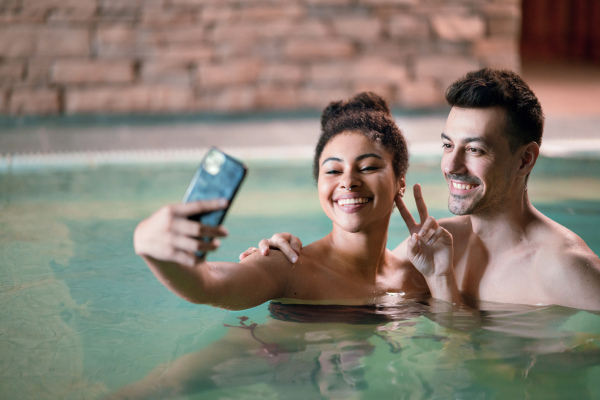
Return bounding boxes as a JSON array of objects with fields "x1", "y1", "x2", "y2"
[
  {"x1": 1, "y1": 159, "x2": 600, "y2": 399},
  {"x1": 105, "y1": 301, "x2": 600, "y2": 400}
]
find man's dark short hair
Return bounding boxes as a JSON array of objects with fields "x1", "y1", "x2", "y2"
[{"x1": 445, "y1": 68, "x2": 544, "y2": 152}]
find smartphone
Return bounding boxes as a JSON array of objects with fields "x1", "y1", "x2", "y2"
[{"x1": 183, "y1": 147, "x2": 247, "y2": 257}]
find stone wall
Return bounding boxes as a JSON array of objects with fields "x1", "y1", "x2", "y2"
[{"x1": 0, "y1": 0, "x2": 521, "y2": 115}]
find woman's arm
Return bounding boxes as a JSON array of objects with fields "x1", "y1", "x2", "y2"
[{"x1": 134, "y1": 200, "x2": 291, "y2": 310}]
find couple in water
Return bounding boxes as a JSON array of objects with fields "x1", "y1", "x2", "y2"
[
  {"x1": 135, "y1": 89, "x2": 458, "y2": 310},
  {"x1": 135, "y1": 67, "x2": 600, "y2": 312},
  {"x1": 124, "y1": 67, "x2": 600, "y2": 399}
]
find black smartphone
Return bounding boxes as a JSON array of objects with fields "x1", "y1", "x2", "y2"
[{"x1": 183, "y1": 147, "x2": 247, "y2": 257}]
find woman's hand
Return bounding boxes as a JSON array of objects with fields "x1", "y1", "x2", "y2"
[
  {"x1": 238, "y1": 232, "x2": 303, "y2": 264},
  {"x1": 134, "y1": 199, "x2": 229, "y2": 267}
]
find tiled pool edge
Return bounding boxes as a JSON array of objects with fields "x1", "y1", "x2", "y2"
[{"x1": 2, "y1": 139, "x2": 600, "y2": 172}]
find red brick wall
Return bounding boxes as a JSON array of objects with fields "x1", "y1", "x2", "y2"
[{"x1": 0, "y1": 0, "x2": 521, "y2": 115}]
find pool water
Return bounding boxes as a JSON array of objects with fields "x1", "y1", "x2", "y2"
[{"x1": 1, "y1": 155, "x2": 600, "y2": 399}]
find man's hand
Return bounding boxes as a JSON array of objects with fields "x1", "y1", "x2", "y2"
[
  {"x1": 239, "y1": 232, "x2": 303, "y2": 263},
  {"x1": 134, "y1": 199, "x2": 229, "y2": 267},
  {"x1": 395, "y1": 183, "x2": 431, "y2": 238}
]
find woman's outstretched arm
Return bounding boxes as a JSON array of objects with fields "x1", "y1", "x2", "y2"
[{"x1": 134, "y1": 200, "x2": 291, "y2": 310}]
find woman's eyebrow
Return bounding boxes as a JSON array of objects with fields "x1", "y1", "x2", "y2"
[
  {"x1": 321, "y1": 157, "x2": 342, "y2": 165},
  {"x1": 322, "y1": 153, "x2": 383, "y2": 166},
  {"x1": 356, "y1": 153, "x2": 383, "y2": 162}
]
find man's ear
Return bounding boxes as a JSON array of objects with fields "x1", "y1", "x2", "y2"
[{"x1": 518, "y1": 141, "x2": 540, "y2": 177}]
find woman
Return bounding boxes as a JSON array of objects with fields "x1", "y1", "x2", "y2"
[{"x1": 133, "y1": 92, "x2": 460, "y2": 309}]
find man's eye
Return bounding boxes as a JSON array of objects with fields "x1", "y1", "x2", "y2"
[
  {"x1": 442, "y1": 143, "x2": 452, "y2": 150},
  {"x1": 467, "y1": 147, "x2": 483, "y2": 154}
]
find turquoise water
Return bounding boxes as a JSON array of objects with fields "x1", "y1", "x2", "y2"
[{"x1": 1, "y1": 156, "x2": 600, "y2": 399}]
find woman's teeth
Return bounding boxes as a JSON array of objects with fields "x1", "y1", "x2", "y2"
[
  {"x1": 338, "y1": 198, "x2": 369, "y2": 206},
  {"x1": 452, "y1": 182, "x2": 476, "y2": 190}
]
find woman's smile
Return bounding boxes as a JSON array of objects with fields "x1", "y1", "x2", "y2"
[{"x1": 334, "y1": 193, "x2": 373, "y2": 213}]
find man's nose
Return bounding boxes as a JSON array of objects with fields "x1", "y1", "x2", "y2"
[{"x1": 443, "y1": 149, "x2": 467, "y2": 175}]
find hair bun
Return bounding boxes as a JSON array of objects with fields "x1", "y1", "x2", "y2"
[{"x1": 321, "y1": 92, "x2": 391, "y2": 129}]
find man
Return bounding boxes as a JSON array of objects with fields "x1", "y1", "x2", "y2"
[{"x1": 244, "y1": 68, "x2": 600, "y2": 310}]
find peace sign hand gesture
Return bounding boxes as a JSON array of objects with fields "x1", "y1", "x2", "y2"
[{"x1": 395, "y1": 184, "x2": 461, "y2": 304}]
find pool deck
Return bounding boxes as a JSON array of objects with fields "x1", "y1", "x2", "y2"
[{"x1": 1, "y1": 61, "x2": 600, "y2": 167}]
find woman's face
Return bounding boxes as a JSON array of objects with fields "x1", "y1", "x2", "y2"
[{"x1": 317, "y1": 131, "x2": 404, "y2": 233}]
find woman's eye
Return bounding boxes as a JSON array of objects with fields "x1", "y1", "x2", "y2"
[
  {"x1": 360, "y1": 166, "x2": 379, "y2": 172},
  {"x1": 325, "y1": 170, "x2": 341, "y2": 174}
]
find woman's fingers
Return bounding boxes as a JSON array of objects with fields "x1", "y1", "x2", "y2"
[
  {"x1": 171, "y1": 218, "x2": 228, "y2": 239},
  {"x1": 239, "y1": 247, "x2": 259, "y2": 260},
  {"x1": 395, "y1": 194, "x2": 417, "y2": 229},
  {"x1": 257, "y1": 233, "x2": 301, "y2": 263},
  {"x1": 258, "y1": 239, "x2": 271, "y2": 256},
  {"x1": 413, "y1": 184, "x2": 429, "y2": 223},
  {"x1": 170, "y1": 199, "x2": 229, "y2": 217}
]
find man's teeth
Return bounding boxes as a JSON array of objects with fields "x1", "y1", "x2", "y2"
[
  {"x1": 338, "y1": 198, "x2": 369, "y2": 206},
  {"x1": 452, "y1": 182, "x2": 476, "y2": 190}
]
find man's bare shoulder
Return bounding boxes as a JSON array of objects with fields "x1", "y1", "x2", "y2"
[{"x1": 534, "y1": 217, "x2": 600, "y2": 310}]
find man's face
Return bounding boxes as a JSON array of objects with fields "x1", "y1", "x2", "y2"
[{"x1": 441, "y1": 106, "x2": 522, "y2": 217}]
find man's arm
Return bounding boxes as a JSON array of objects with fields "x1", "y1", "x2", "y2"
[{"x1": 539, "y1": 244, "x2": 600, "y2": 311}]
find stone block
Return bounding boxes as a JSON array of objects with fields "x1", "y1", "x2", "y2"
[
  {"x1": 284, "y1": 39, "x2": 355, "y2": 61},
  {"x1": 201, "y1": 86, "x2": 257, "y2": 112},
  {"x1": 414, "y1": 55, "x2": 480, "y2": 83},
  {"x1": 256, "y1": 85, "x2": 301, "y2": 110},
  {"x1": 141, "y1": 60, "x2": 192, "y2": 84},
  {"x1": 360, "y1": 0, "x2": 417, "y2": 5},
  {"x1": 152, "y1": 26, "x2": 207, "y2": 45},
  {"x1": 150, "y1": 45, "x2": 213, "y2": 61},
  {"x1": 332, "y1": 17, "x2": 382, "y2": 41},
  {"x1": 352, "y1": 83, "x2": 394, "y2": 102},
  {"x1": 396, "y1": 79, "x2": 445, "y2": 108},
  {"x1": 259, "y1": 64, "x2": 304, "y2": 85},
  {"x1": 200, "y1": 6, "x2": 234, "y2": 24},
  {"x1": 309, "y1": 57, "x2": 408, "y2": 85},
  {"x1": 141, "y1": 8, "x2": 197, "y2": 26},
  {"x1": 9, "y1": 88, "x2": 60, "y2": 115},
  {"x1": 488, "y1": 15, "x2": 521, "y2": 37},
  {"x1": 95, "y1": 25, "x2": 137, "y2": 57},
  {"x1": 47, "y1": 6, "x2": 98, "y2": 23},
  {"x1": 388, "y1": 15, "x2": 430, "y2": 40},
  {"x1": 474, "y1": 38, "x2": 518, "y2": 58},
  {"x1": 198, "y1": 59, "x2": 261, "y2": 88},
  {"x1": 65, "y1": 85, "x2": 196, "y2": 113},
  {"x1": 0, "y1": 27, "x2": 36, "y2": 57},
  {"x1": 52, "y1": 60, "x2": 135, "y2": 84},
  {"x1": 0, "y1": 89, "x2": 6, "y2": 113},
  {"x1": 211, "y1": 23, "x2": 259, "y2": 44},
  {"x1": 431, "y1": 15, "x2": 486, "y2": 42},
  {"x1": 294, "y1": 20, "x2": 330, "y2": 38},
  {"x1": 0, "y1": 61, "x2": 25, "y2": 84},
  {"x1": 36, "y1": 28, "x2": 91, "y2": 57},
  {"x1": 240, "y1": 4, "x2": 304, "y2": 20},
  {"x1": 23, "y1": 59, "x2": 53, "y2": 86},
  {"x1": 300, "y1": 85, "x2": 352, "y2": 109}
]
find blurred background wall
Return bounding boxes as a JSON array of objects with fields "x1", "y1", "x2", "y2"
[{"x1": 0, "y1": 0, "x2": 598, "y2": 116}]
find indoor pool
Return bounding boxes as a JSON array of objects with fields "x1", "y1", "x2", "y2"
[{"x1": 1, "y1": 154, "x2": 600, "y2": 400}]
